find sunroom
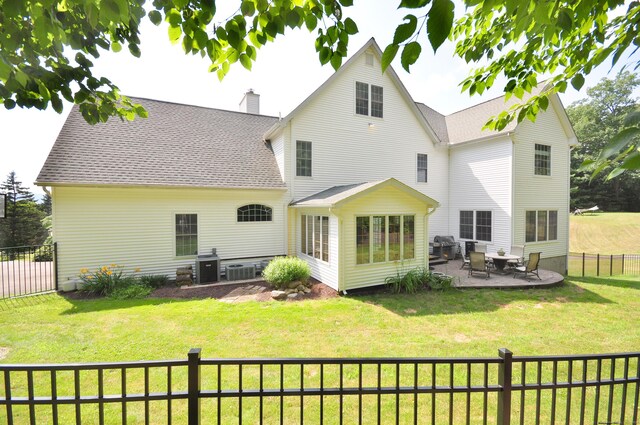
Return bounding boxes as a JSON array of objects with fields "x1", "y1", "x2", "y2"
[{"x1": 290, "y1": 178, "x2": 439, "y2": 292}]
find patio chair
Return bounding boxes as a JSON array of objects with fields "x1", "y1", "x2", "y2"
[
  {"x1": 507, "y1": 245, "x2": 525, "y2": 269},
  {"x1": 513, "y1": 252, "x2": 542, "y2": 280},
  {"x1": 474, "y1": 243, "x2": 494, "y2": 268},
  {"x1": 468, "y1": 251, "x2": 490, "y2": 279}
]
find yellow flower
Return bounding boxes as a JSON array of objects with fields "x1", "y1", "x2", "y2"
[
  {"x1": 110, "y1": 263, "x2": 117, "y2": 268},
  {"x1": 101, "y1": 266, "x2": 108, "y2": 272},
  {"x1": 134, "y1": 268, "x2": 141, "y2": 273},
  {"x1": 80, "y1": 268, "x2": 89, "y2": 274},
  {"x1": 106, "y1": 270, "x2": 113, "y2": 275}
]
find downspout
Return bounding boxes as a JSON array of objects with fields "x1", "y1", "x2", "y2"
[
  {"x1": 425, "y1": 206, "x2": 438, "y2": 267},
  {"x1": 330, "y1": 207, "x2": 344, "y2": 293}
]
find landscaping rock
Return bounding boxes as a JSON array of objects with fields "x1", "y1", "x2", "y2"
[
  {"x1": 287, "y1": 293, "x2": 298, "y2": 299},
  {"x1": 296, "y1": 285, "x2": 306, "y2": 292},
  {"x1": 288, "y1": 280, "x2": 301, "y2": 289},
  {"x1": 271, "y1": 290, "x2": 287, "y2": 300},
  {"x1": 303, "y1": 287, "x2": 311, "y2": 293}
]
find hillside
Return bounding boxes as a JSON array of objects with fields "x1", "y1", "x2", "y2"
[{"x1": 570, "y1": 212, "x2": 640, "y2": 254}]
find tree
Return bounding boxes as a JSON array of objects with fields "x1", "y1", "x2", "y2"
[
  {"x1": 1, "y1": 1, "x2": 639, "y2": 168},
  {"x1": 0, "y1": 172, "x2": 47, "y2": 247},
  {"x1": 567, "y1": 72, "x2": 640, "y2": 212}
]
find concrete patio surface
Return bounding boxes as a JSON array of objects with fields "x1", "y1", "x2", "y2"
[{"x1": 431, "y1": 259, "x2": 564, "y2": 288}]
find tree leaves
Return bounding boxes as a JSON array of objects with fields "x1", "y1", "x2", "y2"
[
  {"x1": 401, "y1": 41, "x2": 421, "y2": 72},
  {"x1": 393, "y1": 15, "x2": 418, "y2": 45},
  {"x1": 427, "y1": 0, "x2": 454, "y2": 52}
]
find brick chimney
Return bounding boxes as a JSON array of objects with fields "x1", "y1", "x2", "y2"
[{"x1": 239, "y1": 89, "x2": 260, "y2": 114}]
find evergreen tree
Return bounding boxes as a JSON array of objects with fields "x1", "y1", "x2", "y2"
[
  {"x1": 40, "y1": 193, "x2": 52, "y2": 216},
  {"x1": 567, "y1": 72, "x2": 640, "y2": 212},
  {"x1": 0, "y1": 172, "x2": 47, "y2": 247}
]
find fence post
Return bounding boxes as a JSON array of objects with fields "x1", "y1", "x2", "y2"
[
  {"x1": 582, "y1": 252, "x2": 585, "y2": 277},
  {"x1": 188, "y1": 348, "x2": 202, "y2": 425},
  {"x1": 53, "y1": 242, "x2": 59, "y2": 291},
  {"x1": 610, "y1": 255, "x2": 613, "y2": 276},
  {"x1": 497, "y1": 348, "x2": 513, "y2": 425},
  {"x1": 597, "y1": 253, "x2": 600, "y2": 276},
  {"x1": 622, "y1": 254, "x2": 625, "y2": 275}
]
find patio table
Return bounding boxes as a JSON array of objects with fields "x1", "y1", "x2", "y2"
[{"x1": 485, "y1": 252, "x2": 521, "y2": 274}]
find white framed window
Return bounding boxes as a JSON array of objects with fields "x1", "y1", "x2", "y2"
[
  {"x1": 526, "y1": 210, "x2": 558, "y2": 242},
  {"x1": 534, "y1": 144, "x2": 551, "y2": 176},
  {"x1": 417, "y1": 154, "x2": 428, "y2": 182},
  {"x1": 175, "y1": 213, "x2": 197, "y2": 256},
  {"x1": 356, "y1": 215, "x2": 414, "y2": 264},
  {"x1": 237, "y1": 204, "x2": 272, "y2": 222},
  {"x1": 459, "y1": 210, "x2": 492, "y2": 242},
  {"x1": 296, "y1": 140, "x2": 312, "y2": 177},
  {"x1": 355, "y1": 82, "x2": 383, "y2": 118},
  {"x1": 301, "y1": 215, "x2": 329, "y2": 262}
]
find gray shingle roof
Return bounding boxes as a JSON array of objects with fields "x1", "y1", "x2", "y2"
[
  {"x1": 443, "y1": 84, "x2": 546, "y2": 145},
  {"x1": 415, "y1": 103, "x2": 449, "y2": 144},
  {"x1": 36, "y1": 98, "x2": 285, "y2": 189},
  {"x1": 291, "y1": 182, "x2": 380, "y2": 207}
]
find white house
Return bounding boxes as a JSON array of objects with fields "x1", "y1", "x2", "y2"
[{"x1": 36, "y1": 38, "x2": 577, "y2": 292}]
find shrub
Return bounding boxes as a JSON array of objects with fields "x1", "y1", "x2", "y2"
[
  {"x1": 426, "y1": 272, "x2": 454, "y2": 291},
  {"x1": 138, "y1": 274, "x2": 169, "y2": 288},
  {"x1": 79, "y1": 265, "x2": 135, "y2": 296},
  {"x1": 262, "y1": 257, "x2": 311, "y2": 289},
  {"x1": 33, "y1": 246, "x2": 53, "y2": 262},
  {"x1": 385, "y1": 267, "x2": 430, "y2": 294},
  {"x1": 109, "y1": 283, "x2": 153, "y2": 299}
]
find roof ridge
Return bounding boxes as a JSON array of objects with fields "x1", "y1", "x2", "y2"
[{"x1": 123, "y1": 95, "x2": 279, "y2": 119}]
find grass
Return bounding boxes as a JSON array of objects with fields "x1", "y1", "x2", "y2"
[
  {"x1": 1, "y1": 275, "x2": 638, "y2": 423},
  {"x1": 1, "y1": 276, "x2": 638, "y2": 361},
  {"x1": 570, "y1": 212, "x2": 640, "y2": 254}
]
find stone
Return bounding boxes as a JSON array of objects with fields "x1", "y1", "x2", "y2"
[
  {"x1": 288, "y1": 280, "x2": 301, "y2": 289},
  {"x1": 61, "y1": 279, "x2": 79, "y2": 292},
  {"x1": 296, "y1": 285, "x2": 306, "y2": 292},
  {"x1": 303, "y1": 287, "x2": 311, "y2": 294},
  {"x1": 271, "y1": 290, "x2": 287, "y2": 300},
  {"x1": 287, "y1": 293, "x2": 298, "y2": 299}
]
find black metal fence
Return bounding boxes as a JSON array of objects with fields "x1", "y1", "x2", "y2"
[
  {"x1": 569, "y1": 252, "x2": 640, "y2": 277},
  {"x1": 0, "y1": 243, "x2": 57, "y2": 299},
  {"x1": 1, "y1": 349, "x2": 638, "y2": 424}
]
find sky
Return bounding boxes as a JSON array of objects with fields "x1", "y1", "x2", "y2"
[{"x1": 0, "y1": 2, "x2": 636, "y2": 196}]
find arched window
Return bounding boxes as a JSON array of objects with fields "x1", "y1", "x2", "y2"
[{"x1": 237, "y1": 204, "x2": 272, "y2": 222}]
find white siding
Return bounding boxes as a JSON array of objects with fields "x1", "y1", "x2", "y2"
[
  {"x1": 449, "y1": 137, "x2": 513, "y2": 252},
  {"x1": 339, "y1": 186, "x2": 430, "y2": 291},
  {"x1": 52, "y1": 186, "x2": 287, "y2": 282},
  {"x1": 294, "y1": 209, "x2": 339, "y2": 289},
  {"x1": 270, "y1": 131, "x2": 286, "y2": 181},
  {"x1": 512, "y1": 105, "x2": 571, "y2": 262},
  {"x1": 283, "y1": 48, "x2": 449, "y2": 237}
]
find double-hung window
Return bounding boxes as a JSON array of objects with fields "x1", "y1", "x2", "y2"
[
  {"x1": 296, "y1": 140, "x2": 312, "y2": 177},
  {"x1": 535, "y1": 144, "x2": 551, "y2": 175},
  {"x1": 355, "y1": 82, "x2": 383, "y2": 118},
  {"x1": 356, "y1": 215, "x2": 414, "y2": 264},
  {"x1": 175, "y1": 213, "x2": 197, "y2": 256},
  {"x1": 417, "y1": 154, "x2": 428, "y2": 182},
  {"x1": 459, "y1": 210, "x2": 492, "y2": 242},
  {"x1": 525, "y1": 210, "x2": 558, "y2": 242},
  {"x1": 301, "y1": 215, "x2": 329, "y2": 262}
]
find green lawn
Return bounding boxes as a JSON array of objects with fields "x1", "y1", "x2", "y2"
[
  {"x1": 1, "y1": 276, "x2": 638, "y2": 362},
  {"x1": 570, "y1": 212, "x2": 640, "y2": 254},
  {"x1": 1, "y1": 276, "x2": 638, "y2": 423}
]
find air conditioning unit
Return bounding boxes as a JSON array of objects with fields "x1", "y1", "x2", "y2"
[{"x1": 226, "y1": 264, "x2": 256, "y2": 281}]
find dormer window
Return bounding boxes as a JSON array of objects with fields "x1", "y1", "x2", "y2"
[{"x1": 356, "y1": 82, "x2": 383, "y2": 118}]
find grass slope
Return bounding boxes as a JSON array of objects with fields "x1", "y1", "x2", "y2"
[
  {"x1": 570, "y1": 212, "x2": 640, "y2": 254},
  {"x1": 1, "y1": 276, "x2": 638, "y2": 423},
  {"x1": 1, "y1": 277, "x2": 637, "y2": 362}
]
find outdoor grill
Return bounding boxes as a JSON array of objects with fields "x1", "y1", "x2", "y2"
[{"x1": 433, "y1": 235, "x2": 460, "y2": 259}]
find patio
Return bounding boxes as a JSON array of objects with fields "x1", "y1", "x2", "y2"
[{"x1": 431, "y1": 258, "x2": 564, "y2": 288}]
